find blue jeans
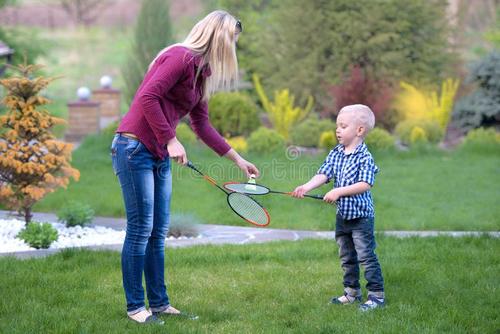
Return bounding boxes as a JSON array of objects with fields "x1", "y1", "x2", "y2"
[
  {"x1": 335, "y1": 214, "x2": 384, "y2": 296},
  {"x1": 111, "y1": 134, "x2": 172, "y2": 315}
]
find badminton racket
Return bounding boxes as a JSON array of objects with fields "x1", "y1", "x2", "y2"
[
  {"x1": 223, "y1": 182, "x2": 325, "y2": 200},
  {"x1": 186, "y1": 161, "x2": 270, "y2": 227}
]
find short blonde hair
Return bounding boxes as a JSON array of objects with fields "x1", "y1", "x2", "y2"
[
  {"x1": 338, "y1": 104, "x2": 375, "y2": 131},
  {"x1": 150, "y1": 10, "x2": 241, "y2": 100}
]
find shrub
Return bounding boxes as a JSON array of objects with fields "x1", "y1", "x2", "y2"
[
  {"x1": 410, "y1": 126, "x2": 428, "y2": 145},
  {"x1": 460, "y1": 128, "x2": 500, "y2": 153},
  {"x1": 452, "y1": 51, "x2": 500, "y2": 132},
  {"x1": 226, "y1": 136, "x2": 248, "y2": 153},
  {"x1": 394, "y1": 79, "x2": 460, "y2": 135},
  {"x1": 248, "y1": 127, "x2": 285, "y2": 154},
  {"x1": 318, "y1": 131, "x2": 337, "y2": 150},
  {"x1": 253, "y1": 74, "x2": 313, "y2": 140},
  {"x1": 290, "y1": 117, "x2": 335, "y2": 147},
  {"x1": 365, "y1": 128, "x2": 396, "y2": 151},
  {"x1": 176, "y1": 123, "x2": 197, "y2": 145},
  {"x1": 395, "y1": 119, "x2": 443, "y2": 146},
  {"x1": 17, "y1": 222, "x2": 58, "y2": 249},
  {"x1": 102, "y1": 121, "x2": 119, "y2": 138},
  {"x1": 326, "y1": 66, "x2": 395, "y2": 129},
  {"x1": 168, "y1": 213, "x2": 201, "y2": 238},
  {"x1": 208, "y1": 92, "x2": 260, "y2": 137},
  {"x1": 57, "y1": 201, "x2": 95, "y2": 227}
]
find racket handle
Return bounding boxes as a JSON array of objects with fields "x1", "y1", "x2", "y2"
[
  {"x1": 281, "y1": 191, "x2": 324, "y2": 200},
  {"x1": 304, "y1": 194, "x2": 324, "y2": 200},
  {"x1": 186, "y1": 160, "x2": 201, "y2": 175}
]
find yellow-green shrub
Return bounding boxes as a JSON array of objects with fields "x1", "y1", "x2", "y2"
[
  {"x1": 318, "y1": 131, "x2": 337, "y2": 149},
  {"x1": 410, "y1": 126, "x2": 428, "y2": 145},
  {"x1": 394, "y1": 79, "x2": 460, "y2": 134},
  {"x1": 365, "y1": 128, "x2": 396, "y2": 151},
  {"x1": 253, "y1": 74, "x2": 313, "y2": 141},
  {"x1": 395, "y1": 119, "x2": 443, "y2": 146},
  {"x1": 248, "y1": 127, "x2": 285, "y2": 154},
  {"x1": 226, "y1": 136, "x2": 248, "y2": 153}
]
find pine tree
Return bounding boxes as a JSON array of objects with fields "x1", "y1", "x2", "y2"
[
  {"x1": 121, "y1": 0, "x2": 173, "y2": 104},
  {"x1": 0, "y1": 62, "x2": 80, "y2": 224}
]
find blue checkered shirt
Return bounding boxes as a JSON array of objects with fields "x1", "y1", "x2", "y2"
[{"x1": 317, "y1": 143, "x2": 379, "y2": 220}]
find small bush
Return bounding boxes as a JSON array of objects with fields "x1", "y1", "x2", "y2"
[
  {"x1": 290, "y1": 117, "x2": 335, "y2": 147},
  {"x1": 318, "y1": 131, "x2": 337, "y2": 149},
  {"x1": 410, "y1": 126, "x2": 428, "y2": 145},
  {"x1": 226, "y1": 136, "x2": 248, "y2": 153},
  {"x1": 208, "y1": 92, "x2": 260, "y2": 137},
  {"x1": 460, "y1": 128, "x2": 500, "y2": 153},
  {"x1": 365, "y1": 128, "x2": 396, "y2": 151},
  {"x1": 395, "y1": 119, "x2": 443, "y2": 146},
  {"x1": 102, "y1": 121, "x2": 119, "y2": 138},
  {"x1": 248, "y1": 127, "x2": 285, "y2": 154},
  {"x1": 57, "y1": 201, "x2": 95, "y2": 227},
  {"x1": 168, "y1": 213, "x2": 201, "y2": 238},
  {"x1": 176, "y1": 122, "x2": 197, "y2": 145},
  {"x1": 17, "y1": 222, "x2": 58, "y2": 249}
]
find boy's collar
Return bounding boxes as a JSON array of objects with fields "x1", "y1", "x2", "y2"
[{"x1": 336, "y1": 142, "x2": 367, "y2": 155}]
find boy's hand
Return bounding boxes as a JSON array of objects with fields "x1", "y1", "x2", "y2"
[
  {"x1": 323, "y1": 189, "x2": 341, "y2": 204},
  {"x1": 291, "y1": 185, "x2": 309, "y2": 198}
]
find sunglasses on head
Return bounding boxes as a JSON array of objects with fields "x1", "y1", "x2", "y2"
[{"x1": 236, "y1": 20, "x2": 242, "y2": 33}]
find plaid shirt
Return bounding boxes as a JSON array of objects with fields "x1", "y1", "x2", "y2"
[{"x1": 317, "y1": 143, "x2": 379, "y2": 220}]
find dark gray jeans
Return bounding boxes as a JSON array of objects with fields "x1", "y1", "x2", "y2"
[{"x1": 335, "y1": 214, "x2": 384, "y2": 296}]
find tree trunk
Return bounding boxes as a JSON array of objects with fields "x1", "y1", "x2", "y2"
[{"x1": 24, "y1": 207, "x2": 32, "y2": 226}]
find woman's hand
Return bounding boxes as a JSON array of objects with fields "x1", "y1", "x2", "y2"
[
  {"x1": 166, "y1": 137, "x2": 187, "y2": 165},
  {"x1": 235, "y1": 158, "x2": 260, "y2": 178},
  {"x1": 224, "y1": 149, "x2": 260, "y2": 178}
]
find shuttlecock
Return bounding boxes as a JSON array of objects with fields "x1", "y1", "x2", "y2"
[{"x1": 245, "y1": 174, "x2": 257, "y2": 192}]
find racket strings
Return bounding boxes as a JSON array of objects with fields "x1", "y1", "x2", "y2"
[
  {"x1": 227, "y1": 192, "x2": 269, "y2": 226},
  {"x1": 224, "y1": 183, "x2": 269, "y2": 195}
]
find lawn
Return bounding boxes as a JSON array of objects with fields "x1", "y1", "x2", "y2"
[
  {"x1": 0, "y1": 237, "x2": 498, "y2": 333},
  {"x1": 33, "y1": 132, "x2": 500, "y2": 231}
]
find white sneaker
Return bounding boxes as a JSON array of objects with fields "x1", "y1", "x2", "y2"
[
  {"x1": 359, "y1": 295, "x2": 385, "y2": 311},
  {"x1": 128, "y1": 309, "x2": 164, "y2": 324}
]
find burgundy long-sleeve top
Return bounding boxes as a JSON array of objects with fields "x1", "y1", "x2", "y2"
[{"x1": 117, "y1": 45, "x2": 231, "y2": 159}]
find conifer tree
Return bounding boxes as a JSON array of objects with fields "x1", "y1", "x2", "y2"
[
  {"x1": 121, "y1": 0, "x2": 173, "y2": 104},
  {"x1": 0, "y1": 62, "x2": 80, "y2": 224}
]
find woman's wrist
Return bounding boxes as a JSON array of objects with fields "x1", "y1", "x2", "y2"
[
  {"x1": 224, "y1": 148, "x2": 244, "y2": 163},
  {"x1": 167, "y1": 137, "x2": 179, "y2": 145}
]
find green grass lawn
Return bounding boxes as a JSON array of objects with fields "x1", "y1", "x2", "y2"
[
  {"x1": 0, "y1": 237, "x2": 498, "y2": 333},
  {"x1": 33, "y1": 132, "x2": 500, "y2": 231}
]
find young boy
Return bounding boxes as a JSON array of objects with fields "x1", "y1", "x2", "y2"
[{"x1": 292, "y1": 104, "x2": 385, "y2": 311}]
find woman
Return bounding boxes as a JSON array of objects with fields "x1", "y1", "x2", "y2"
[{"x1": 111, "y1": 10, "x2": 259, "y2": 324}]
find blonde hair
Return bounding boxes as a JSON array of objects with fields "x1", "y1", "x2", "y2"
[
  {"x1": 338, "y1": 104, "x2": 375, "y2": 131},
  {"x1": 149, "y1": 10, "x2": 241, "y2": 100}
]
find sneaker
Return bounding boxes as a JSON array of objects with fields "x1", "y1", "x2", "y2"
[
  {"x1": 152, "y1": 305, "x2": 199, "y2": 320},
  {"x1": 330, "y1": 292, "x2": 362, "y2": 305},
  {"x1": 128, "y1": 309, "x2": 164, "y2": 325},
  {"x1": 359, "y1": 295, "x2": 385, "y2": 311}
]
